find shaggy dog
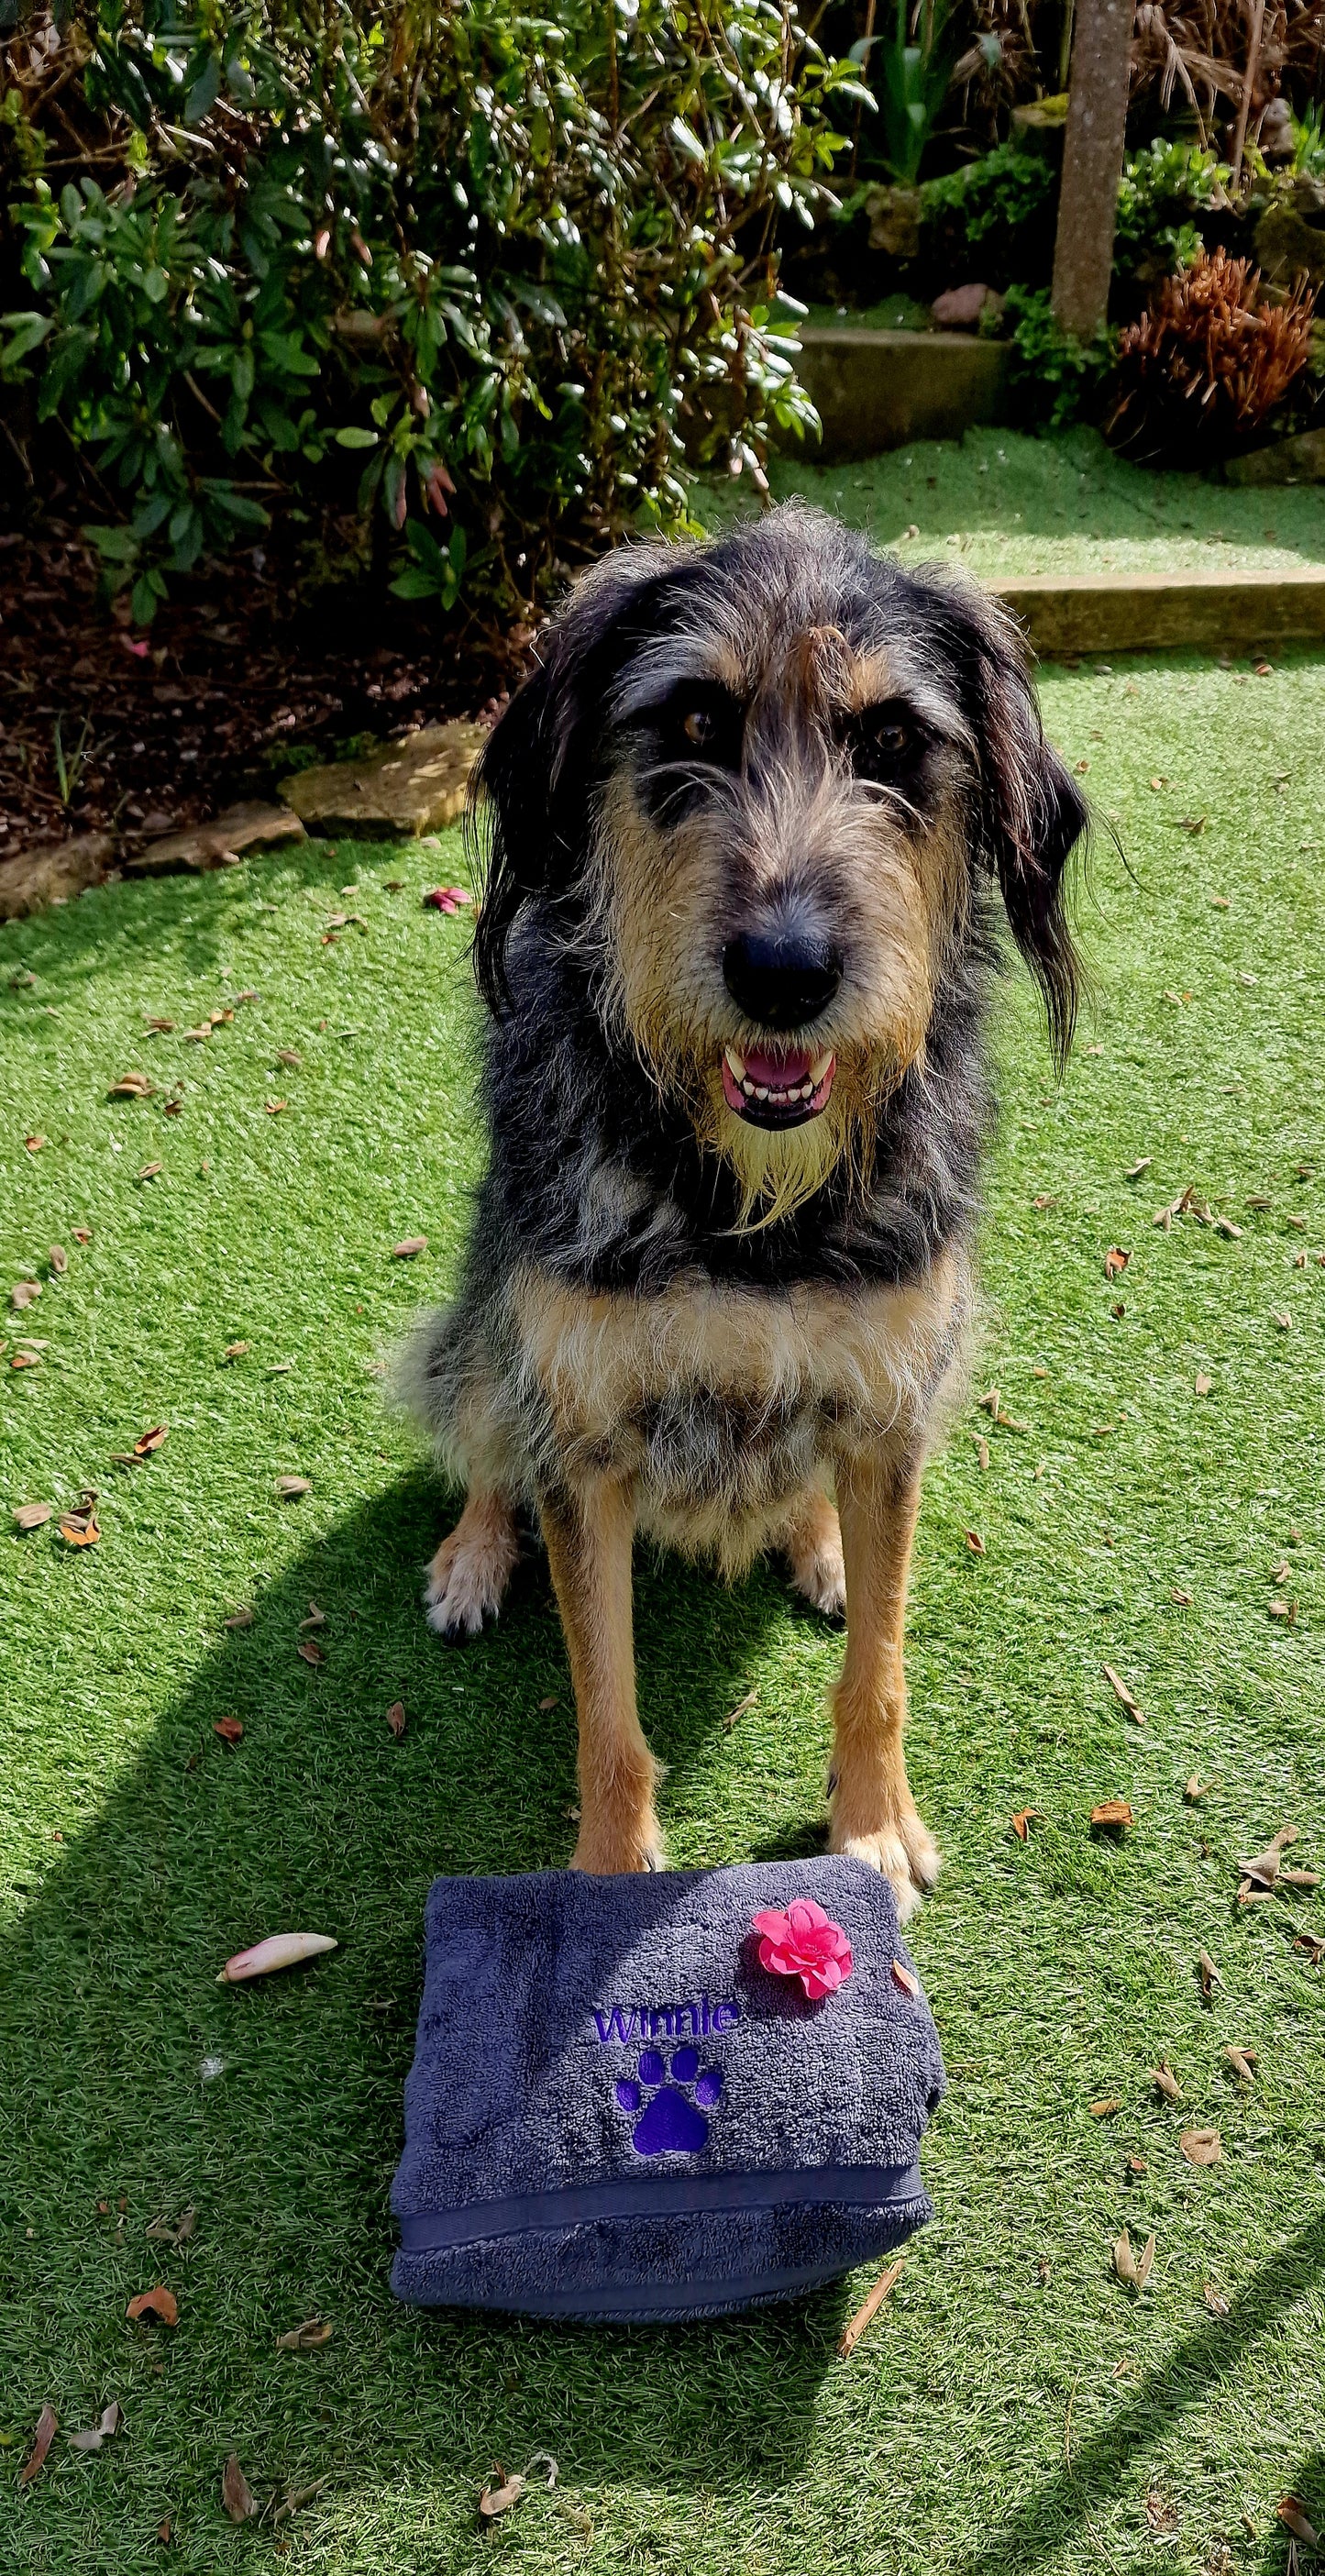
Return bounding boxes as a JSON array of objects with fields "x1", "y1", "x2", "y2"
[{"x1": 400, "y1": 504, "x2": 1087, "y2": 1918}]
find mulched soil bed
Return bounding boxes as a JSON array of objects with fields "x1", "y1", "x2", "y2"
[{"x1": 0, "y1": 521, "x2": 507, "y2": 869}]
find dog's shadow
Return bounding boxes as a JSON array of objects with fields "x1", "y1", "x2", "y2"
[{"x1": 5, "y1": 1475, "x2": 860, "y2": 2512}]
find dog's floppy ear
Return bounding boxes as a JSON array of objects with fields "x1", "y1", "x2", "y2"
[
  {"x1": 468, "y1": 547, "x2": 678, "y2": 1013},
  {"x1": 937, "y1": 582, "x2": 1088, "y2": 1069}
]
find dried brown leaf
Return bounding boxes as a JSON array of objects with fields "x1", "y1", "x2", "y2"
[
  {"x1": 57, "y1": 1509, "x2": 100, "y2": 1547},
  {"x1": 723, "y1": 1686, "x2": 758, "y2": 1732},
  {"x1": 1194, "y1": 1372, "x2": 1213, "y2": 1396},
  {"x1": 298, "y1": 1602, "x2": 326, "y2": 1631},
  {"x1": 224, "y1": 1606, "x2": 253, "y2": 1629},
  {"x1": 1184, "y1": 1774, "x2": 1205, "y2": 1800},
  {"x1": 965, "y1": 1529, "x2": 986, "y2": 1555},
  {"x1": 538, "y1": 1694, "x2": 558, "y2": 1711},
  {"x1": 977, "y1": 1387, "x2": 1000, "y2": 1415},
  {"x1": 1010, "y1": 1808, "x2": 1042, "y2": 1841},
  {"x1": 1102, "y1": 1664, "x2": 1143, "y2": 1723},
  {"x1": 221, "y1": 1340, "x2": 249, "y2": 1362},
  {"x1": 1090, "y1": 2098, "x2": 1121, "y2": 2117},
  {"x1": 1198, "y1": 1949, "x2": 1221, "y2": 1998},
  {"x1": 1278, "y1": 2500, "x2": 1320, "y2": 2548},
  {"x1": 1203, "y1": 2281, "x2": 1231, "y2": 2316},
  {"x1": 1134, "y1": 2233, "x2": 1156, "y2": 2286},
  {"x1": 108, "y1": 1071, "x2": 154, "y2": 1099},
  {"x1": 275, "y1": 1476, "x2": 311, "y2": 1498},
  {"x1": 973, "y1": 1434, "x2": 989, "y2": 1470},
  {"x1": 1090, "y1": 1799, "x2": 1132, "y2": 1830},
  {"x1": 1152, "y1": 2062, "x2": 1182, "y2": 2103},
  {"x1": 127, "y1": 2285, "x2": 178, "y2": 2327},
  {"x1": 382, "y1": 1700, "x2": 406, "y2": 1742},
  {"x1": 297, "y1": 1639, "x2": 324, "y2": 1665},
  {"x1": 275, "y1": 2317, "x2": 333, "y2": 2351},
  {"x1": 134, "y1": 1424, "x2": 169, "y2": 1456},
  {"x1": 1240, "y1": 1825, "x2": 1299, "y2": 1889},
  {"x1": 1268, "y1": 1597, "x2": 1297, "y2": 1622},
  {"x1": 1145, "y1": 2492, "x2": 1178, "y2": 2535},
  {"x1": 10, "y1": 1278, "x2": 41, "y2": 1310},
  {"x1": 1112, "y1": 2229, "x2": 1138, "y2": 2283},
  {"x1": 66, "y1": 2403, "x2": 123, "y2": 2454},
  {"x1": 13, "y1": 1500, "x2": 53, "y2": 1531},
  {"x1": 480, "y1": 2471, "x2": 527, "y2": 2521},
  {"x1": 223, "y1": 2454, "x2": 258, "y2": 2523},
  {"x1": 19, "y1": 2405, "x2": 58, "y2": 2486},
  {"x1": 837, "y1": 2255, "x2": 905, "y2": 2355},
  {"x1": 214, "y1": 1717, "x2": 244, "y2": 1743},
  {"x1": 890, "y1": 1960, "x2": 921, "y2": 1999},
  {"x1": 1224, "y1": 2046, "x2": 1255, "y2": 2083},
  {"x1": 392, "y1": 1235, "x2": 428, "y2": 1259},
  {"x1": 1181, "y1": 2127, "x2": 1222, "y2": 2166},
  {"x1": 1123, "y1": 1158, "x2": 1152, "y2": 1179},
  {"x1": 1104, "y1": 1246, "x2": 1131, "y2": 1278}
]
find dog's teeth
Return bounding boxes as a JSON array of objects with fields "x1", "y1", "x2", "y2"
[
  {"x1": 724, "y1": 1045, "x2": 746, "y2": 1080},
  {"x1": 755, "y1": 1085, "x2": 769, "y2": 1100},
  {"x1": 809, "y1": 1051, "x2": 833, "y2": 1084},
  {"x1": 741, "y1": 1077, "x2": 756, "y2": 1098}
]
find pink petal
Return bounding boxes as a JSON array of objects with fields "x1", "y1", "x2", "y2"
[
  {"x1": 787, "y1": 1898, "x2": 828, "y2": 1937},
  {"x1": 751, "y1": 1909, "x2": 789, "y2": 1942}
]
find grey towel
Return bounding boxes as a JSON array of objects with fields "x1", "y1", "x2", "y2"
[{"x1": 392, "y1": 1857, "x2": 944, "y2": 2322}]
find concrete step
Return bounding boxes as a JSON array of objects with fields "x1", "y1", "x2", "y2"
[
  {"x1": 988, "y1": 568, "x2": 1325, "y2": 657},
  {"x1": 786, "y1": 326, "x2": 1009, "y2": 462}
]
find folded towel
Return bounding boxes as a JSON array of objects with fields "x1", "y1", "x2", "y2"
[{"x1": 392, "y1": 1856, "x2": 944, "y2": 2322}]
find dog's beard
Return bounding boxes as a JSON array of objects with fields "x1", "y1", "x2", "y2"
[{"x1": 636, "y1": 1036, "x2": 898, "y2": 1233}]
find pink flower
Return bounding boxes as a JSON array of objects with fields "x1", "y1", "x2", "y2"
[
  {"x1": 423, "y1": 885, "x2": 472, "y2": 913},
  {"x1": 750, "y1": 1899, "x2": 853, "y2": 2000}
]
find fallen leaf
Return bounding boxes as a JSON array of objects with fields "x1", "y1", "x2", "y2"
[
  {"x1": 181, "y1": 1025, "x2": 212, "y2": 1043},
  {"x1": 19, "y1": 2405, "x2": 58, "y2": 2485},
  {"x1": 723, "y1": 1686, "x2": 758, "y2": 1732},
  {"x1": 1010, "y1": 1808, "x2": 1042, "y2": 1841},
  {"x1": 1181, "y1": 2127, "x2": 1222, "y2": 2166},
  {"x1": 275, "y1": 1049, "x2": 303, "y2": 1068},
  {"x1": 1037, "y1": 2256, "x2": 1052, "y2": 2283},
  {"x1": 1074, "y1": 757, "x2": 1090, "y2": 773},
  {"x1": 890, "y1": 1960, "x2": 921, "y2": 1998},
  {"x1": 1145, "y1": 2491, "x2": 1178, "y2": 2535},
  {"x1": 1127, "y1": 2154, "x2": 1147, "y2": 2174},
  {"x1": 57, "y1": 1509, "x2": 101, "y2": 1548},
  {"x1": 1241, "y1": 1825, "x2": 1299, "y2": 1889},
  {"x1": 1278, "y1": 2500, "x2": 1320, "y2": 2548},
  {"x1": 977, "y1": 1387, "x2": 1000, "y2": 1416},
  {"x1": 480, "y1": 2471, "x2": 527, "y2": 2521},
  {"x1": 1104, "y1": 1247, "x2": 1130, "y2": 1279},
  {"x1": 214, "y1": 1718, "x2": 244, "y2": 1743},
  {"x1": 965, "y1": 1530, "x2": 986, "y2": 1555},
  {"x1": 385, "y1": 1700, "x2": 406, "y2": 1740},
  {"x1": 134, "y1": 1424, "x2": 169, "y2": 1456},
  {"x1": 1268, "y1": 1598, "x2": 1296, "y2": 1623},
  {"x1": 264, "y1": 1099, "x2": 288, "y2": 1116},
  {"x1": 1152, "y1": 2062, "x2": 1182, "y2": 2102},
  {"x1": 1102, "y1": 1664, "x2": 1143, "y2": 1724},
  {"x1": 24, "y1": 1134, "x2": 46, "y2": 1153},
  {"x1": 275, "y1": 2318, "x2": 333, "y2": 2351},
  {"x1": 66, "y1": 2402, "x2": 123, "y2": 2454},
  {"x1": 10, "y1": 1349, "x2": 41, "y2": 1369},
  {"x1": 298, "y1": 1602, "x2": 326, "y2": 1631},
  {"x1": 392, "y1": 1235, "x2": 428, "y2": 1259},
  {"x1": 837, "y1": 2254, "x2": 905, "y2": 2356},
  {"x1": 973, "y1": 1434, "x2": 989, "y2": 1470},
  {"x1": 274, "y1": 1476, "x2": 311, "y2": 1498},
  {"x1": 1184, "y1": 1775, "x2": 1205, "y2": 1799},
  {"x1": 538, "y1": 1694, "x2": 558, "y2": 1712},
  {"x1": 10, "y1": 1278, "x2": 41, "y2": 1310},
  {"x1": 1032, "y1": 1191, "x2": 1057, "y2": 1210},
  {"x1": 137, "y1": 1162, "x2": 162, "y2": 1182},
  {"x1": 1090, "y1": 1799, "x2": 1132, "y2": 1830},
  {"x1": 1149, "y1": 775, "x2": 1165, "y2": 791},
  {"x1": 1271, "y1": 1307, "x2": 1292, "y2": 1332},
  {"x1": 72, "y1": 1227, "x2": 91, "y2": 1243},
  {"x1": 297, "y1": 1639, "x2": 324, "y2": 1665},
  {"x1": 1123, "y1": 1158, "x2": 1152, "y2": 1179},
  {"x1": 144, "y1": 1016, "x2": 175, "y2": 1033},
  {"x1": 157, "y1": 2517, "x2": 171, "y2": 2543},
  {"x1": 218, "y1": 1931, "x2": 337, "y2": 1984},
  {"x1": 272, "y1": 2476, "x2": 331, "y2": 2525},
  {"x1": 1198, "y1": 1949, "x2": 1221, "y2": 1999},
  {"x1": 1112, "y1": 2229, "x2": 1137, "y2": 2283},
  {"x1": 221, "y1": 1340, "x2": 249, "y2": 1362},
  {"x1": 1224, "y1": 2045, "x2": 1255, "y2": 2083},
  {"x1": 1194, "y1": 1373, "x2": 1213, "y2": 1396},
  {"x1": 108, "y1": 1071, "x2": 154, "y2": 1099},
  {"x1": 13, "y1": 1501, "x2": 53, "y2": 1531},
  {"x1": 1172, "y1": 1589, "x2": 1194, "y2": 1607},
  {"x1": 1090, "y1": 2098, "x2": 1121, "y2": 2117},
  {"x1": 223, "y1": 2454, "x2": 258, "y2": 2523},
  {"x1": 146, "y1": 2207, "x2": 195, "y2": 2246},
  {"x1": 224, "y1": 1606, "x2": 253, "y2": 1629},
  {"x1": 1203, "y1": 2281, "x2": 1231, "y2": 2316},
  {"x1": 127, "y1": 2285, "x2": 178, "y2": 2327}
]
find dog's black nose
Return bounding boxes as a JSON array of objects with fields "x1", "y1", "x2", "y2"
[{"x1": 722, "y1": 924, "x2": 843, "y2": 1030}]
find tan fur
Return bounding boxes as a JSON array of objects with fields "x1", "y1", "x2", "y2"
[
  {"x1": 425, "y1": 1487, "x2": 520, "y2": 1638},
  {"x1": 778, "y1": 1484, "x2": 846, "y2": 1617},
  {"x1": 828, "y1": 1453, "x2": 938, "y2": 1921},
  {"x1": 540, "y1": 1478, "x2": 663, "y2": 1874}
]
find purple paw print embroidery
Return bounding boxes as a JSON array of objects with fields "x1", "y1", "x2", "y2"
[{"x1": 615, "y1": 2047, "x2": 722, "y2": 2155}]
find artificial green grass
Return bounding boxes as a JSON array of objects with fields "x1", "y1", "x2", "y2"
[
  {"x1": 3, "y1": 654, "x2": 1324, "y2": 2574},
  {"x1": 709, "y1": 424, "x2": 1325, "y2": 579}
]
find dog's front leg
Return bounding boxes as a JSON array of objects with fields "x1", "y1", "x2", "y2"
[
  {"x1": 828, "y1": 1453, "x2": 940, "y2": 1922},
  {"x1": 540, "y1": 1476, "x2": 663, "y2": 1874}
]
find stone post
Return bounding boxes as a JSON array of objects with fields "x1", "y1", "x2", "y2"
[{"x1": 1050, "y1": 0, "x2": 1134, "y2": 340}]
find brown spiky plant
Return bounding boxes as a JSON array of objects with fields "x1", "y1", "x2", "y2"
[{"x1": 1105, "y1": 246, "x2": 1317, "y2": 462}]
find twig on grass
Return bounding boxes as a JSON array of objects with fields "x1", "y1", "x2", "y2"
[{"x1": 837, "y1": 2255, "x2": 904, "y2": 2356}]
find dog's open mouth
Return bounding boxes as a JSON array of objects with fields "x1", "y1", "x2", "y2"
[{"x1": 721, "y1": 1043, "x2": 835, "y2": 1129}]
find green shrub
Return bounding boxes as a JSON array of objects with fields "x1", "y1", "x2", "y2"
[
  {"x1": 0, "y1": 1, "x2": 865, "y2": 630},
  {"x1": 1112, "y1": 138, "x2": 1232, "y2": 283},
  {"x1": 1001, "y1": 282, "x2": 1112, "y2": 431},
  {"x1": 918, "y1": 142, "x2": 1056, "y2": 290}
]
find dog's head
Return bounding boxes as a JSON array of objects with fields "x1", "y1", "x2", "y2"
[{"x1": 470, "y1": 505, "x2": 1087, "y2": 1222}]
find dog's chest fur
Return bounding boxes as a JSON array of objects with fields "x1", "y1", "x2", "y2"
[{"x1": 507, "y1": 1259, "x2": 968, "y2": 1566}]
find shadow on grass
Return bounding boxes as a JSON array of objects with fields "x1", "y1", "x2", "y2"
[
  {"x1": 957, "y1": 2212, "x2": 1325, "y2": 2576},
  {"x1": 2, "y1": 1476, "x2": 856, "y2": 2507}
]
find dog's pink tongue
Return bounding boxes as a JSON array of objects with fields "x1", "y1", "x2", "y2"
[{"x1": 742, "y1": 1045, "x2": 812, "y2": 1088}]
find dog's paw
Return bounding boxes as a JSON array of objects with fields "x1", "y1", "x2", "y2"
[
  {"x1": 424, "y1": 1497, "x2": 518, "y2": 1643},
  {"x1": 784, "y1": 1498, "x2": 846, "y2": 1620},
  {"x1": 570, "y1": 1824, "x2": 667, "y2": 1875},
  {"x1": 830, "y1": 1809, "x2": 941, "y2": 1925}
]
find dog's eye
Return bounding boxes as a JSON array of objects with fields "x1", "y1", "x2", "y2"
[
  {"x1": 662, "y1": 684, "x2": 744, "y2": 770},
  {"x1": 845, "y1": 702, "x2": 924, "y2": 784}
]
